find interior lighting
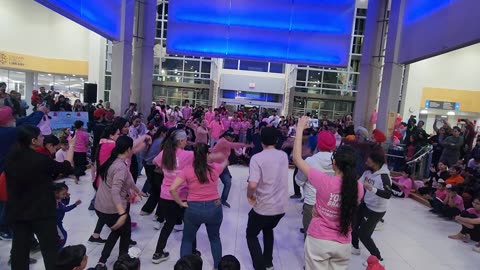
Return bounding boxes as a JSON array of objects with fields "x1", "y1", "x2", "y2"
[
  {"x1": 420, "y1": 109, "x2": 428, "y2": 114},
  {"x1": 447, "y1": 111, "x2": 455, "y2": 116},
  {"x1": 48, "y1": 74, "x2": 52, "y2": 76}
]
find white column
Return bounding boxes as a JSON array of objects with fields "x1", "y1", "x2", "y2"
[
  {"x1": 111, "y1": 0, "x2": 135, "y2": 115},
  {"x1": 131, "y1": 0, "x2": 156, "y2": 117},
  {"x1": 353, "y1": 0, "x2": 389, "y2": 130},
  {"x1": 88, "y1": 32, "x2": 106, "y2": 102},
  {"x1": 25, "y1": 71, "x2": 35, "y2": 114}
]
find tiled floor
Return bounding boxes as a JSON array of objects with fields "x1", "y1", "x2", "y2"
[{"x1": 1, "y1": 165, "x2": 479, "y2": 269}]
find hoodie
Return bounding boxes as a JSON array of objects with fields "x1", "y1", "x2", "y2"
[
  {"x1": 359, "y1": 164, "x2": 392, "y2": 213},
  {"x1": 295, "y1": 151, "x2": 335, "y2": 206}
]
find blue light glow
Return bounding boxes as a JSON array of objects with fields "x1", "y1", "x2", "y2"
[
  {"x1": 168, "y1": 0, "x2": 356, "y2": 66},
  {"x1": 403, "y1": 0, "x2": 451, "y2": 24},
  {"x1": 34, "y1": 0, "x2": 122, "y2": 41}
]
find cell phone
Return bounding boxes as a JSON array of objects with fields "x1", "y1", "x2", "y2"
[
  {"x1": 41, "y1": 101, "x2": 47, "y2": 106},
  {"x1": 70, "y1": 126, "x2": 75, "y2": 137},
  {"x1": 308, "y1": 119, "x2": 319, "y2": 128}
]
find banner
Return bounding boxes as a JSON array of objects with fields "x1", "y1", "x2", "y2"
[{"x1": 48, "y1": 111, "x2": 89, "y2": 130}]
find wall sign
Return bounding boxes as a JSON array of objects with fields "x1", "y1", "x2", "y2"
[{"x1": 425, "y1": 100, "x2": 460, "y2": 111}]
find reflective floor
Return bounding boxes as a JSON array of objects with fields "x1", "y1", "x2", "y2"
[{"x1": 0, "y1": 165, "x2": 478, "y2": 269}]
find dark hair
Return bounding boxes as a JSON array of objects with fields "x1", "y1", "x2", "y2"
[
  {"x1": 438, "y1": 181, "x2": 446, "y2": 187},
  {"x1": 114, "y1": 117, "x2": 129, "y2": 133},
  {"x1": 55, "y1": 244, "x2": 86, "y2": 270},
  {"x1": 53, "y1": 182, "x2": 67, "y2": 193},
  {"x1": 16, "y1": 125, "x2": 41, "y2": 149},
  {"x1": 101, "y1": 125, "x2": 119, "y2": 140},
  {"x1": 153, "y1": 126, "x2": 169, "y2": 140},
  {"x1": 193, "y1": 143, "x2": 213, "y2": 184},
  {"x1": 43, "y1": 134, "x2": 60, "y2": 147},
  {"x1": 174, "y1": 255, "x2": 203, "y2": 270},
  {"x1": 98, "y1": 136, "x2": 133, "y2": 181},
  {"x1": 59, "y1": 137, "x2": 68, "y2": 145},
  {"x1": 402, "y1": 167, "x2": 412, "y2": 176},
  {"x1": 452, "y1": 165, "x2": 462, "y2": 173},
  {"x1": 74, "y1": 120, "x2": 84, "y2": 129},
  {"x1": 452, "y1": 126, "x2": 461, "y2": 132},
  {"x1": 113, "y1": 254, "x2": 140, "y2": 270},
  {"x1": 218, "y1": 255, "x2": 241, "y2": 270},
  {"x1": 368, "y1": 150, "x2": 386, "y2": 168},
  {"x1": 332, "y1": 146, "x2": 359, "y2": 235},
  {"x1": 260, "y1": 127, "x2": 278, "y2": 146},
  {"x1": 161, "y1": 128, "x2": 186, "y2": 171}
]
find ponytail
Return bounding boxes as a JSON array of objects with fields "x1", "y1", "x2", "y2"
[
  {"x1": 97, "y1": 136, "x2": 133, "y2": 181},
  {"x1": 193, "y1": 143, "x2": 213, "y2": 184},
  {"x1": 161, "y1": 128, "x2": 187, "y2": 171}
]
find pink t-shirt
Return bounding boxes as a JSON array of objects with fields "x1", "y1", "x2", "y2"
[
  {"x1": 74, "y1": 130, "x2": 89, "y2": 153},
  {"x1": 435, "y1": 189, "x2": 447, "y2": 201},
  {"x1": 212, "y1": 138, "x2": 244, "y2": 158},
  {"x1": 307, "y1": 168, "x2": 364, "y2": 244},
  {"x1": 179, "y1": 163, "x2": 224, "y2": 201},
  {"x1": 452, "y1": 194, "x2": 465, "y2": 211},
  {"x1": 222, "y1": 118, "x2": 231, "y2": 130},
  {"x1": 153, "y1": 149, "x2": 194, "y2": 201},
  {"x1": 182, "y1": 106, "x2": 192, "y2": 120},
  {"x1": 240, "y1": 121, "x2": 250, "y2": 133},
  {"x1": 467, "y1": 208, "x2": 480, "y2": 217},
  {"x1": 205, "y1": 112, "x2": 215, "y2": 123},
  {"x1": 209, "y1": 121, "x2": 224, "y2": 139},
  {"x1": 396, "y1": 176, "x2": 413, "y2": 198},
  {"x1": 231, "y1": 121, "x2": 241, "y2": 135},
  {"x1": 195, "y1": 126, "x2": 209, "y2": 144}
]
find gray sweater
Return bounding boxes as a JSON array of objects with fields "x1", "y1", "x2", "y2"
[{"x1": 359, "y1": 164, "x2": 392, "y2": 213}]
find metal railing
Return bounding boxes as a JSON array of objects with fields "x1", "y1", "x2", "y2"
[{"x1": 385, "y1": 143, "x2": 433, "y2": 180}]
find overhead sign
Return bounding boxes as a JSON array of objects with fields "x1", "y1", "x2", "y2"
[{"x1": 425, "y1": 100, "x2": 460, "y2": 111}]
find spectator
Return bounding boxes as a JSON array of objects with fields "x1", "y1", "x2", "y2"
[
  {"x1": 440, "y1": 126, "x2": 464, "y2": 167},
  {"x1": 55, "y1": 244, "x2": 88, "y2": 270},
  {"x1": 72, "y1": 120, "x2": 89, "y2": 184},
  {"x1": 54, "y1": 95, "x2": 72, "y2": 111},
  {"x1": 218, "y1": 255, "x2": 241, "y2": 270}
]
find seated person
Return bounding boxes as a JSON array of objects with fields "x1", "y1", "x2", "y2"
[
  {"x1": 56, "y1": 245, "x2": 88, "y2": 270},
  {"x1": 428, "y1": 180, "x2": 447, "y2": 211},
  {"x1": 445, "y1": 165, "x2": 464, "y2": 185},
  {"x1": 418, "y1": 161, "x2": 450, "y2": 196},
  {"x1": 448, "y1": 196, "x2": 480, "y2": 243},
  {"x1": 435, "y1": 185, "x2": 465, "y2": 219},
  {"x1": 218, "y1": 255, "x2": 241, "y2": 270},
  {"x1": 174, "y1": 255, "x2": 203, "y2": 270},
  {"x1": 392, "y1": 167, "x2": 414, "y2": 198},
  {"x1": 467, "y1": 153, "x2": 480, "y2": 172},
  {"x1": 113, "y1": 252, "x2": 141, "y2": 270}
]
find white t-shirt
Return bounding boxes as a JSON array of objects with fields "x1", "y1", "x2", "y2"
[{"x1": 55, "y1": 149, "x2": 68, "y2": 162}]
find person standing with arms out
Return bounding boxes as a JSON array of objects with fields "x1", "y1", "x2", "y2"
[
  {"x1": 246, "y1": 127, "x2": 288, "y2": 270},
  {"x1": 351, "y1": 150, "x2": 392, "y2": 265},
  {"x1": 212, "y1": 131, "x2": 249, "y2": 208},
  {"x1": 294, "y1": 116, "x2": 364, "y2": 270},
  {"x1": 73, "y1": 120, "x2": 89, "y2": 184},
  {"x1": 170, "y1": 143, "x2": 229, "y2": 269},
  {"x1": 6, "y1": 125, "x2": 75, "y2": 270}
]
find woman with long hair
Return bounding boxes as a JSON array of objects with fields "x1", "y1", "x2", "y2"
[
  {"x1": 293, "y1": 116, "x2": 363, "y2": 270},
  {"x1": 151, "y1": 128, "x2": 199, "y2": 264},
  {"x1": 6, "y1": 125, "x2": 75, "y2": 270},
  {"x1": 93, "y1": 136, "x2": 144, "y2": 270},
  {"x1": 170, "y1": 143, "x2": 228, "y2": 268}
]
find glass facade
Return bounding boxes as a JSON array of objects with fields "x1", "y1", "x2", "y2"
[
  {"x1": 223, "y1": 59, "x2": 285, "y2": 74},
  {"x1": 291, "y1": 8, "x2": 367, "y2": 118},
  {"x1": 152, "y1": 86, "x2": 210, "y2": 107},
  {"x1": 0, "y1": 69, "x2": 26, "y2": 96}
]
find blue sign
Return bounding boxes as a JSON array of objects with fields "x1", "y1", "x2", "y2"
[
  {"x1": 48, "y1": 112, "x2": 89, "y2": 130},
  {"x1": 167, "y1": 0, "x2": 356, "y2": 66},
  {"x1": 425, "y1": 100, "x2": 460, "y2": 111}
]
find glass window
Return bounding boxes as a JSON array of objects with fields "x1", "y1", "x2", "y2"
[
  {"x1": 296, "y1": 69, "x2": 307, "y2": 81},
  {"x1": 308, "y1": 70, "x2": 322, "y2": 82},
  {"x1": 201, "y1": 61, "x2": 211, "y2": 73},
  {"x1": 239, "y1": 60, "x2": 268, "y2": 72},
  {"x1": 354, "y1": 18, "x2": 366, "y2": 35},
  {"x1": 163, "y1": 58, "x2": 183, "y2": 71},
  {"x1": 223, "y1": 59, "x2": 239, "y2": 69},
  {"x1": 323, "y1": 71, "x2": 340, "y2": 88},
  {"x1": 269, "y1": 63, "x2": 284, "y2": 73},
  {"x1": 105, "y1": 76, "x2": 111, "y2": 90},
  {"x1": 104, "y1": 90, "x2": 110, "y2": 101},
  {"x1": 184, "y1": 60, "x2": 200, "y2": 73},
  {"x1": 38, "y1": 73, "x2": 54, "y2": 88}
]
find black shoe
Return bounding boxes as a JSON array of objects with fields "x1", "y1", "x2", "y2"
[
  {"x1": 193, "y1": 249, "x2": 202, "y2": 257},
  {"x1": 290, "y1": 194, "x2": 301, "y2": 199},
  {"x1": 88, "y1": 236, "x2": 107, "y2": 245},
  {"x1": 88, "y1": 202, "x2": 95, "y2": 211},
  {"x1": 130, "y1": 239, "x2": 137, "y2": 246},
  {"x1": 30, "y1": 244, "x2": 41, "y2": 254},
  {"x1": 8, "y1": 258, "x2": 37, "y2": 265},
  {"x1": 152, "y1": 251, "x2": 170, "y2": 264},
  {"x1": 94, "y1": 263, "x2": 107, "y2": 270},
  {"x1": 222, "y1": 201, "x2": 231, "y2": 208}
]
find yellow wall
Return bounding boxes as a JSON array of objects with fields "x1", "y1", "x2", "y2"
[
  {"x1": 0, "y1": 50, "x2": 88, "y2": 76},
  {"x1": 421, "y1": 87, "x2": 480, "y2": 113}
]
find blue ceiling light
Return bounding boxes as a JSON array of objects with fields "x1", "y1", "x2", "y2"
[
  {"x1": 403, "y1": 0, "x2": 451, "y2": 24},
  {"x1": 34, "y1": 0, "x2": 122, "y2": 41},
  {"x1": 167, "y1": 0, "x2": 356, "y2": 67}
]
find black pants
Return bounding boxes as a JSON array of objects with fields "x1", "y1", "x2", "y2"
[
  {"x1": 293, "y1": 167, "x2": 301, "y2": 196},
  {"x1": 155, "y1": 199, "x2": 195, "y2": 253},
  {"x1": 441, "y1": 205, "x2": 461, "y2": 219},
  {"x1": 73, "y1": 152, "x2": 87, "y2": 178},
  {"x1": 352, "y1": 202, "x2": 386, "y2": 260},
  {"x1": 95, "y1": 210, "x2": 131, "y2": 264},
  {"x1": 391, "y1": 185, "x2": 406, "y2": 198},
  {"x1": 460, "y1": 212, "x2": 480, "y2": 241},
  {"x1": 11, "y1": 218, "x2": 57, "y2": 270},
  {"x1": 141, "y1": 165, "x2": 164, "y2": 221},
  {"x1": 246, "y1": 209, "x2": 285, "y2": 270}
]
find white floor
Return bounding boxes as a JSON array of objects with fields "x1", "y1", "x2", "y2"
[{"x1": 1, "y1": 165, "x2": 479, "y2": 270}]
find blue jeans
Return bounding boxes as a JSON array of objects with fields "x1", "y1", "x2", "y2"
[
  {"x1": 181, "y1": 200, "x2": 223, "y2": 268},
  {"x1": 220, "y1": 167, "x2": 232, "y2": 203}
]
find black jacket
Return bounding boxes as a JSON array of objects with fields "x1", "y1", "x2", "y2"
[{"x1": 5, "y1": 148, "x2": 73, "y2": 222}]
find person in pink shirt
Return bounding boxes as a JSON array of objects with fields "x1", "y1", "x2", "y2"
[
  {"x1": 165, "y1": 115, "x2": 177, "y2": 129},
  {"x1": 151, "y1": 129, "x2": 199, "y2": 264},
  {"x1": 73, "y1": 120, "x2": 89, "y2": 184},
  {"x1": 231, "y1": 116, "x2": 241, "y2": 136},
  {"x1": 181, "y1": 100, "x2": 193, "y2": 120},
  {"x1": 208, "y1": 115, "x2": 224, "y2": 146},
  {"x1": 221, "y1": 113, "x2": 231, "y2": 131},
  {"x1": 437, "y1": 185, "x2": 465, "y2": 219},
  {"x1": 293, "y1": 116, "x2": 364, "y2": 270},
  {"x1": 170, "y1": 143, "x2": 229, "y2": 269},
  {"x1": 449, "y1": 196, "x2": 480, "y2": 243},
  {"x1": 205, "y1": 106, "x2": 215, "y2": 123},
  {"x1": 212, "y1": 131, "x2": 248, "y2": 208},
  {"x1": 239, "y1": 118, "x2": 251, "y2": 143},
  {"x1": 391, "y1": 167, "x2": 413, "y2": 198},
  {"x1": 195, "y1": 120, "x2": 209, "y2": 145}
]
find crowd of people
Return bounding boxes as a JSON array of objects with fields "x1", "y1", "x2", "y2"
[{"x1": 1, "y1": 81, "x2": 479, "y2": 270}]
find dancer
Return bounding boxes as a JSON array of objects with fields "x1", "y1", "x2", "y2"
[
  {"x1": 152, "y1": 129, "x2": 199, "y2": 264},
  {"x1": 170, "y1": 143, "x2": 228, "y2": 268},
  {"x1": 351, "y1": 150, "x2": 392, "y2": 265},
  {"x1": 246, "y1": 127, "x2": 288, "y2": 270},
  {"x1": 294, "y1": 116, "x2": 363, "y2": 270},
  {"x1": 212, "y1": 130, "x2": 249, "y2": 208},
  {"x1": 93, "y1": 136, "x2": 144, "y2": 270}
]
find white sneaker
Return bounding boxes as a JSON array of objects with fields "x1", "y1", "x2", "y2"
[
  {"x1": 153, "y1": 221, "x2": 164, "y2": 230},
  {"x1": 375, "y1": 221, "x2": 384, "y2": 231},
  {"x1": 266, "y1": 267, "x2": 274, "y2": 270},
  {"x1": 152, "y1": 215, "x2": 158, "y2": 221},
  {"x1": 351, "y1": 247, "x2": 361, "y2": 256},
  {"x1": 174, "y1": 223, "x2": 184, "y2": 232}
]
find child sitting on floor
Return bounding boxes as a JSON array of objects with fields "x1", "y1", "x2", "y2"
[
  {"x1": 428, "y1": 180, "x2": 448, "y2": 212},
  {"x1": 392, "y1": 167, "x2": 414, "y2": 198},
  {"x1": 435, "y1": 184, "x2": 465, "y2": 219},
  {"x1": 448, "y1": 196, "x2": 480, "y2": 243},
  {"x1": 55, "y1": 183, "x2": 81, "y2": 250}
]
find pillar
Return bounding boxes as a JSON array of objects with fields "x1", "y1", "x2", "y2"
[
  {"x1": 353, "y1": 0, "x2": 389, "y2": 131},
  {"x1": 131, "y1": 0, "x2": 156, "y2": 117},
  {"x1": 25, "y1": 71, "x2": 35, "y2": 114},
  {"x1": 111, "y1": 0, "x2": 135, "y2": 116},
  {"x1": 376, "y1": 0, "x2": 405, "y2": 138},
  {"x1": 88, "y1": 32, "x2": 106, "y2": 102}
]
